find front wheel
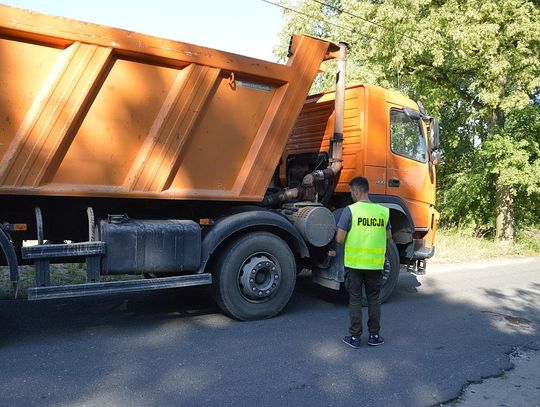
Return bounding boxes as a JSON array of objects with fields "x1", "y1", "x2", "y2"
[
  {"x1": 212, "y1": 232, "x2": 296, "y2": 320},
  {"x1": 353, "y1": 239, "x2": 399, "y2": 306},
  {"x1": 378, "y1": 239, "x2": 400, "y2": 304}
]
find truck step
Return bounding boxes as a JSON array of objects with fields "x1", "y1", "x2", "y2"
[{"x1": 28, "y1": 273, "x2": 212, "y2": 301}]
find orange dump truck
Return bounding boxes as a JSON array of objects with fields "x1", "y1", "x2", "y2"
[{"x1": 0, "y1": 5, "x2": 439, "y2": 320}]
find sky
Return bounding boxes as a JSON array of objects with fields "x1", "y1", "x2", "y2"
[{"x1": 1, "y1": 0, "x2": 285, "y2": 61}]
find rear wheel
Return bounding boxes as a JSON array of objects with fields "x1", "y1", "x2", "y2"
[{"x1": 212, "y1": 232, "x2": 296, "y2": 320}]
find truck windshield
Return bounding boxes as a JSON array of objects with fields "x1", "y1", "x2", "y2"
[{"x1": 390, "y1": 109, "x2": 427, "y2": 162}]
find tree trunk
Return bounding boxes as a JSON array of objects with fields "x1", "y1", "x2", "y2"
[
  {"x1": 489, "y1": 109, "x2": 514, "y2": 243},
  {"x1": 495, "y1": 176, "x2": 515, "y2": 242}
]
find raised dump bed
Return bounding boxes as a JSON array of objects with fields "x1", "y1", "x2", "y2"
[{"x1": 0, "y1": 5, "x2": 337, "y2": 202}]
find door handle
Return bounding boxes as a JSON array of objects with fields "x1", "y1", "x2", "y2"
[{"x1": 388, "y1": 179, "x2": 400, "y2": 187}]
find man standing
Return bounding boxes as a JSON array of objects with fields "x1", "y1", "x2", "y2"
[{"x1": 334, "y1": 176, "x2": 391, "y2": 348}]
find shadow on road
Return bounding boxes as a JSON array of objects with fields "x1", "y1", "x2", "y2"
[
  {"x1": 0, "y1": 268, "x2": 538, "y2": 407},
  {"x1": 0, "y1": 271, "x2": 422, "y2": 345},
  {"x1": 293, "y1": 269, "x2": 422, "y2": 306},
  {"x1": 0, "y1": 286, "x2": 219, "y2": 346}
]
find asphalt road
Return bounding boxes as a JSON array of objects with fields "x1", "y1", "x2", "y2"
[{"x1": 0, "y1": 258, "x2": 539, "y2": 407}]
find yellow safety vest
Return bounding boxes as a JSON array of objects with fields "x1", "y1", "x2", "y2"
[{"x1": 344, "y1": 201, "x2": 389, "y2": 270}]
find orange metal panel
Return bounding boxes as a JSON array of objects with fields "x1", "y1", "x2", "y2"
[
  {"x1": 0, "y1": 41, "x2": 112, "y2": 186},
  {"x1": 234, "y1": 36, "x2": 334, "y2": 198},
  {"x1": 169, "y1": 76, "x2": 277, "y2": 194},
  {"x1": 0, "y1": 4, "x2": 291, "y2": 83},
  {"x1": 364, "y1": 86, "x2": 387, "y2": 168},
  {"x1": 51, "y1": 59, "x2": 179, "y2": 187},
  {"x1": 0, "y1": 39, "x2": 62, "y2": 162},
  {"x1": 125, "y1": 64, "x2": 221, "y2": 192},
  {"x1": 0, "y1": 5, "x2": 336, "y2": 202},
  {"x1": 283, "y1": 85, "x2": 366, "y2": 192}
]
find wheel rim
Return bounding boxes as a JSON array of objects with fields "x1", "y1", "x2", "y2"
[{"x1": 238, "y1": 252, "x2": 281, "y2": 302}]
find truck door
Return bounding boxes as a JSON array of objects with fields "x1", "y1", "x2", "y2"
[{"x1": 386, "y1": 106, "x2": 433, "y2": 229}]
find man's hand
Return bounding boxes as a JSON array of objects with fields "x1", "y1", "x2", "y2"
[{"x1": 328, "y1": 250, "x2": 337, "y2": 257}]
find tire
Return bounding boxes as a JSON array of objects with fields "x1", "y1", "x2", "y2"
[
  {"x1": 350, "y1": 240, "x2": 399, "y2": 306},
  {"x1": 378, "y1": 239, "x2": 400, "y2": 304},
  {"x1": 212, "y1": 232, "x2": 296, "y2": 321}
]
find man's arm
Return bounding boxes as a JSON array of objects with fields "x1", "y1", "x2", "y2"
[
  {"x1": 335, "y1": 228, "x2": 347, "y2": 244},
  {"x1": 328, "y1": 228, "x2": 347, "y2": 257}
]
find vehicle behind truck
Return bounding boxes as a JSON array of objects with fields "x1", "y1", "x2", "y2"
[{"x1": 0, "y1": 5, "x2": 439, "y2": 320}]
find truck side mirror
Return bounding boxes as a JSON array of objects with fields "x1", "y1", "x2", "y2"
[
  {"x1": 430, "y1": 118, "x2": 440, "y2": 151},
  {"x1": 403, "y1": 107, "x2": 421, "y2": 120},
  {"x1": 430, "y1": 150, "x2": 441, "y2": 166}
]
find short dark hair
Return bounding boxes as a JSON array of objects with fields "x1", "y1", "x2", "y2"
[{"x1": 349, "y1": 176, "x2": 369, "y2": 193}]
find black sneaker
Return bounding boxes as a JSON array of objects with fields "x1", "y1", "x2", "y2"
[
  {"x1": 368, "y1": 334, "x2": 384, "y2": 346},
  {"x1": 342, "y1": 335, "x2": 361, "y2": 349}
]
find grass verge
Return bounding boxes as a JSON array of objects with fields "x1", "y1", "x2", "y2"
[
  {"x1": 431, "y1": 227, "x2": 540, "y2": 264},
  {"x1": 0, "y1": 263, "x2": 141, "y2": 300}
]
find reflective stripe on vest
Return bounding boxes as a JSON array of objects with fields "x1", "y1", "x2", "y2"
[{"x1": 344, "y1": 201, "x2": 389, "y2": 270}]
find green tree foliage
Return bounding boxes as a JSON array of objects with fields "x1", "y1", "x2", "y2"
[
  {"x1": 439, "y1": 106, "x2": 540, "y2": 230},
  {"x1": 276, "y1": 0, "x2": 540, "y2": 239}
]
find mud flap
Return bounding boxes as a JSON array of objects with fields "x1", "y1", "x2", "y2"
[
  {"x1": 312, "y1": 207, "x2": 345, "y2": 290},
  {"x1": 312, "y1": 241, "x2": 345, "y2": 290}
]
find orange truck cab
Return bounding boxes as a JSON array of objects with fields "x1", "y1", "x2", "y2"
[{"x1": 282, "y1": 84, "x2": 440, "y2": 297}]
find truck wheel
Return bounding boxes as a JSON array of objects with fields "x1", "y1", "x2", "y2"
[
  {"x1": 212, "y1": 232, "x2": 296, "y2": 320},
  {"x1": 377, "y1": 239, "x2": 400, "y2": 304}
]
